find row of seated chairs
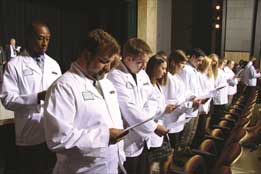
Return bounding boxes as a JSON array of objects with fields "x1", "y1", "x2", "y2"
[{"x1": 172, "y1": 89, "x2": 259, "y2": 174}]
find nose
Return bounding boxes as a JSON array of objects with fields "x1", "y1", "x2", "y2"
[
  {"x1": 42, "y1": 39, "x2": 48, "y2": 46},
  {"x1": 103, "y1": 63, "x2": 110, "y2": 72},
  {"x1": 141, "y1": 62, "x2": 146, "y2": 70}
]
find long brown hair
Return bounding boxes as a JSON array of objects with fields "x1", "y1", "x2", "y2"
[
  {"x1": 161, "y1": 50, "x2": 188, "y2": 85},
  {"x1": 146, "y1": 55, "x2": 166, "y2": 85}
]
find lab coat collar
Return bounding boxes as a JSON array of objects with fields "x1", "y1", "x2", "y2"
[
  {"x1": 22, "y1": 54, "x2": 47, "y2": 74},
  {"x1": 71, "y1": 62, "x2": 104, "y2": 100},
  {"x1": 115, "y1": 61, "x2": 137, "y2": 87},
  {"x1": 246, "y1": 61, "x2": 252, "y2": 68}
]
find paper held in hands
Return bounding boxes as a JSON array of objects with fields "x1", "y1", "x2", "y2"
[
  {"x1": 115, "y1": 112, "x2": 166, "y2": 140},
  {"x1": 195, "y1": 85, "x2": 226, "y2": 100}
]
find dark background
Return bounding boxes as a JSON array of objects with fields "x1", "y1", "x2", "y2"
[{"x1": 0, "y1": 0, "x2": 137, "y2": 72}]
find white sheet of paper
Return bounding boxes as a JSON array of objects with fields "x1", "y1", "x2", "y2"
[
  {"x1": 196, "y1": 85, "x2": 226, "y2": 100},
  {"x1": 123, "y1": 112, "x2": 165, "y2": 132}
]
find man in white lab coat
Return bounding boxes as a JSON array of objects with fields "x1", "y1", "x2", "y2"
[
  {"x1": 44, "y1": 29, "x2": 127, "y2": 174},
  {"x1": 107, "y1": 38, "x2": 169, "y2": 174},
  {"x1": 178, "y1": 48, "x2": 205, "y2": 149},
  {"x1": 0, "y1": 21, "x2": 62, "y2": 174},
  {"x1": 224, "y1": 60, "x2": 238, "y2": 105},
  {"x1": 243, "y1": 57, "x2": 260, "y2": 95}
]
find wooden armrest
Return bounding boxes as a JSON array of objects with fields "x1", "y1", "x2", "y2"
[
  {"x1": 230, "y1": 106, "x2": 242, "y2": 111},
  {"x1": 213, "y1": 125, "x2": 231, "y2": 131},
  {"x1": 170, "y1": 170, "x2": 187, "y2": 174},
  {"x1": 220, "y1": 117, "x2": 236, "y2": 123},
  {"x1": 233, "y1": 103, "x2": 244, "y2": 108},
  {"x1": 223, "y1": 111, "x2": 239, "y2": 117},
  {"x1": 191, "y1": 149, "x2": 216, "y2": 157},
  {"x1": 205, "y1": 135, "x2": 224, "y2": 142}
]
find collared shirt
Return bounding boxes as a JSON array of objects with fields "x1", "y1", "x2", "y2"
[
  {"x1": 10, "y1": 45, "x2": 16, "y2": 58},
  {"x1": 74, "y1": 62, "x2": 104, "y2": 97}
]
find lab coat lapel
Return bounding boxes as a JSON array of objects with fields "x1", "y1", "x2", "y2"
[
  {"x1": 71, "y1": 63, "x2": 104, "y2": 100},
  {"x1": 116, "y1": 61, "x2": 137, "y2": 88},
  {"x1": 99, "y1": 80, "x2": 116, "y2": 124},
  {"x1": 23, "y1": 56, "x2": 42, "y2": 75},
  {"x1": 85, "y1": 80, "x2": 104, "y2": 100}
]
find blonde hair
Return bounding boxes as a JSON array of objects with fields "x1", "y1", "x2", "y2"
[
  {"x1": 198, "y1": 56, "x2": 213, "y2": 78},
  {"x1": 209, "y1": 53, "x2": 219, "y2": 79}
]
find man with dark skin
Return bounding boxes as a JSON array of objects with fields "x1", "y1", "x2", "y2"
[{"x1": 1, "y1": 21, "x2": 62, "y2": 174}]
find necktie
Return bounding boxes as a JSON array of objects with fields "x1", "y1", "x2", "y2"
[
  {"x1": 12, "y1": 46, "x2": 16, "y2": 56},
  {"x1": 36, "y1": 56, "x2": 44, "y2": 72},
  {"x1": 93, "y1": 80, "x2": 104, "y2": 97}
]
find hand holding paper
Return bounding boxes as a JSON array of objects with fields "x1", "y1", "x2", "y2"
[
  {"x1": 164, "y1": 104, "x2": 177, "y2": 114},
  {"x1": 195, "y1": 85, "x2": 226, "y2": 100},
  {"x1": 154, "y1": 124, "x2": 169, "y2": 137},
  {"x1": 110, "y1": 128, "x2": 129, "y2": 144}
]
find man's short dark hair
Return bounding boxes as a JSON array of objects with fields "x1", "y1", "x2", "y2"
[
  {"x1": 122, "y1": 38, "x2": 152, "y2": 59},
  {"x1": 81, "y1": 29, "x2": 120, "y2": 58},
  {"x1": 186, "y1": 48, "x2": 206, "y2": 58},
  {"x1": 25, "y1": 21, "x2": 50, "y2": 50},
  {"x1": 25, "y1": 21, "x2": 50, "y2": 40}
]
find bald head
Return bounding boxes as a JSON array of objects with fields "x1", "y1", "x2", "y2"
[
  {"x1": 25, "y1": 21, "x2": 51, "y2": 56},
  {"x1": 10, "y1": 38, "x2": 16, "y2": 46}
]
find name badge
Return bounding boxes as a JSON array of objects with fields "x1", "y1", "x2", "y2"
[
  {"x1": 23, "y1": 69, "x2": 33, "y2": 76},
  {"x1": 52, "y1": 71, "x2": 58, "y2": 75},
  {"x1": 82, "y1": 91, "x2": 94, "y2": 100},
  {"x1": 110, "y1": 90, "x2": 115, "y2": 94},
  {"x1": 143, "y1": 82, "x2": 149, "y2": 86}
]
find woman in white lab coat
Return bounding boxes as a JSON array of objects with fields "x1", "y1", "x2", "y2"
[
  {"x1": 209, "y1": 54, "x2": 228, "y2": 128},
  {"x1": 145, "y1": 55, "x2": 176, "y2": 174},
  {"x1": 197, "y1": 56, "x2": 215, "y2": 141},
  {"x1": 197, "y1": 56, "x2": 215, "y2": 114},
  {"x1": 161, "y1": 50, "x2": 199, "y2": 156}
]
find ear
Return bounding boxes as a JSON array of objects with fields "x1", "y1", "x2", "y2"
[
  {"x1": 81, "y1": 49, "x2": 92, "y2": 63},
  {"x1": 124, "y1": 56, "x2": 133, "y2": 63}
]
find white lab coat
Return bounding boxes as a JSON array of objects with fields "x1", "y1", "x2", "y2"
[
  {"x1": 44, "y1": 63, "x2": 125, "y2": 174},
  {"x1": 243, "y1": 61, "x2": 260, "y2": 86},
  {"x1": 213, "y1": 68, "x2": 228, "y2": 105},
  {"x1": 147, "y1": 85, "x2": 165, "y2": 148},
  {"x1": 178, "y1": 64, "x2": 200, "y2": 117},
  {"x1": 107, "y1": 62, "x2": 158, "y2": 157},
  {"x1": 224, "y1": 66, "x2": 238, "y2": 95},
  {"x1": 0, "y1": 54, "x2": 61, "y2": 145},
  {"x1": 179, "y1": 64, "x2": 201, "y2": 97},
  {"x1": 198, "y1": 72, "x2": 214, "y2": 114},
  {"x1": 161, "y1": 73, "x2": 194, "y2": 133}
]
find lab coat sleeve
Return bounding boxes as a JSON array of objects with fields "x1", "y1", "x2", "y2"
[
  {"x1": 44, "y1": 83, "x2": 110, "y2": 153},
  {"x1": 163, "y1": 74, "x2": 180, "y2": 104},
  {"x1": 249, "y1": 66, "x2": 261, "y2": 78},
  {"x1": 0, "y1": 62, "x2": 39, "y2": 111},
  {"x1": 108, "y1": 72, "x2": 157, "y2": 137},
  {"x1": 179, "y1": 69, "x2": 197, "y2": 96}
]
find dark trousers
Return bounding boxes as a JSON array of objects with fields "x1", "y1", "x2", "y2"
[
  {"x1": 123, "y1": 145, "x2": 149, "y2": 174},
  {"x1": 0, "y1": 123, "x2": 17, "y2": 174},
  {"x1": 210, "y1": 105, "x2": 226, "y2": 129},
  {"x1": 244, "y1": 86, "x2": 256, "y2": 97},
  {"x1": 16, "y1": 143, "x2": 56, "y2": 174}
]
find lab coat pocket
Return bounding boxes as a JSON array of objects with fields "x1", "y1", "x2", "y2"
[{"x1": 23, "y1": 69, "x2": 34, "y2": 76}]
